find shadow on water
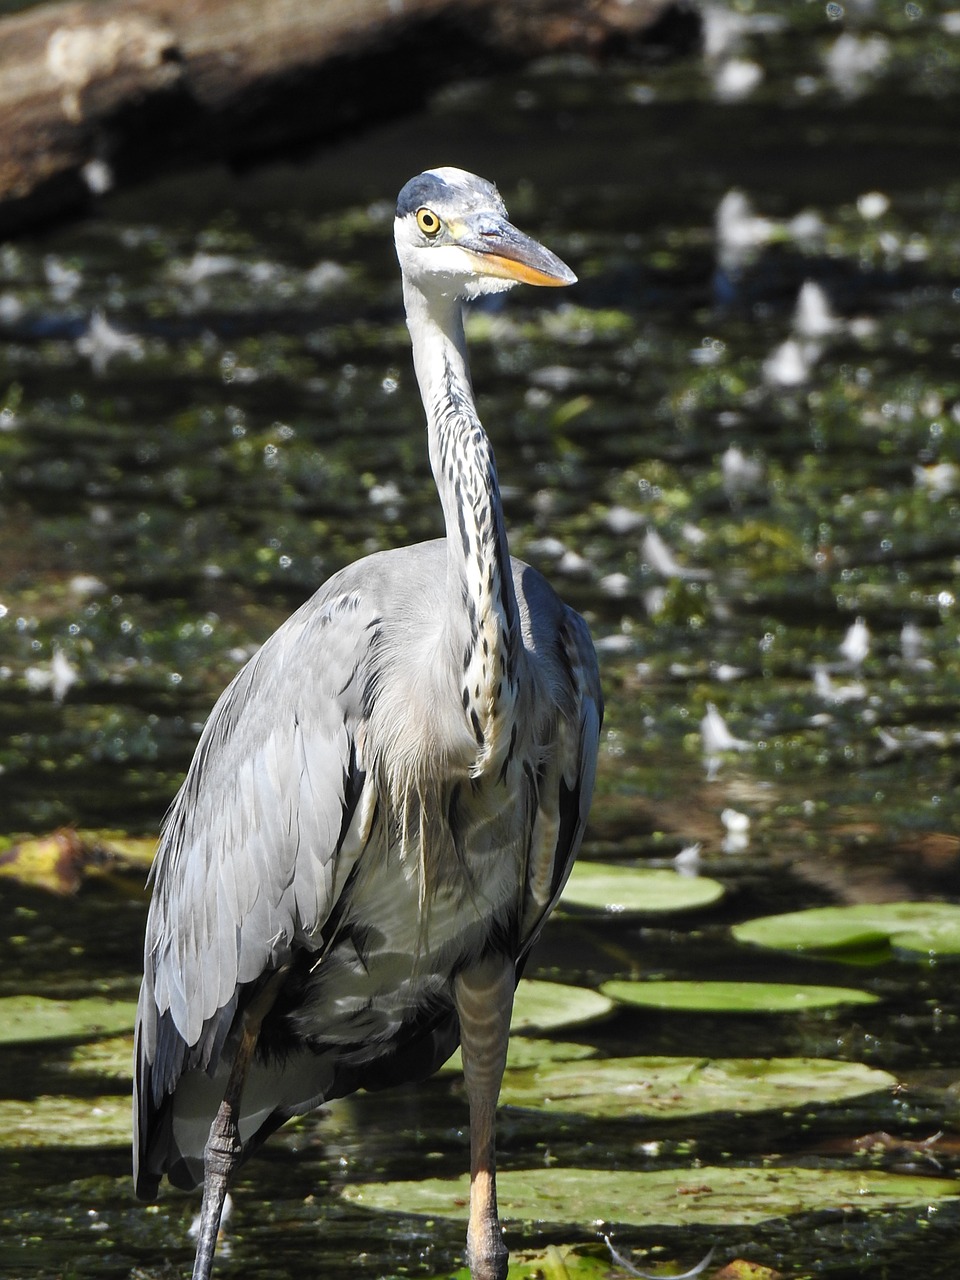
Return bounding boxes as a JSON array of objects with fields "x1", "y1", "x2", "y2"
[{"x1": 2, "y1": 4, "x2": 960, "y2": 1277}]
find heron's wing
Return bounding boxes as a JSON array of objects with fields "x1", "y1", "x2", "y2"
[
  {"x1": 136, "y1": 587, "x2": 377, "y2": 1122},
  {"x1": 520, "y1": 604, "x2": 602, "y2": 952}
]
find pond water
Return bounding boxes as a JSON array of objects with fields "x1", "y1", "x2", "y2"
[{"x1": 1, "y1": 3, "x2": 960, "y2": 1278}]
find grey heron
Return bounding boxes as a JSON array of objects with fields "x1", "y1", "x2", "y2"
[{"x1": 134, "y1": 166, "x2": 602, "y2": 1280}]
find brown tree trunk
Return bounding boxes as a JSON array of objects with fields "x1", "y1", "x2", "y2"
[{"x1": 0, "y1": 0, "x2": 693, "y2": 234}]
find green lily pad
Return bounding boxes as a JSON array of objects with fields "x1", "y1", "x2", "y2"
[
  {"x1": 601, "y1": 980, "x2": 878, "y2": 1014},
  {"x1": 559, "y1": 864, "x2": 724, "y2": 915},
  {"x1": 0, "y1": 1094, "x2": 130, "y2": 1148},
  {"x1": 341, "y1": 1164, "x2": 957, "y2": 1228},
  {"x1": 65, "y1": 1033, "x2": 135, "y2": 1081},
  {"x1": 439, "y1": 981, "x2": 609, "y2": 1075},
  {"x1": 497, "y1": 1056, "x2": 895, "y2": 1119},
  {"x1": 732, "y1": 902, "x2": 960, "y2": 960},
  {"x1": 0, "y1": 996, "x2": 137, "y2": 1045},
  {"x1": 437, "y1": 1245, "x2": 615, "y2": 1279},
  {"x1": 0, "y1": 829, "x2": 156, "y2": 893},
  {"x1": 511, "y1": 979, "x2": 614, "y2": 1033},
  {"x1": 441, "y1": 1037, "x2": 598, "y2": 1075}
]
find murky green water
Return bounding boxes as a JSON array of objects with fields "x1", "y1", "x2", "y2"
[{"x1": 2, "y1": 4, "x2": 960, "y2": 1278}]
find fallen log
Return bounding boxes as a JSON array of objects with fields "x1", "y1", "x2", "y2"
[{"x1": 0, "y1": 0, "x2": 696, "y2": 235}]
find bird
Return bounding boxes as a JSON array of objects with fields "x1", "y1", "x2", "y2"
[{"x1": 133, "y1": 166, "x2": 602, "y2": 1280}]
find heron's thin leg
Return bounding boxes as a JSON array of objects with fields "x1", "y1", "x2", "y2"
[
  {"x1": 191, "y1": 1023, "x2": 255, "y2": 1280},
  {"x1": 454, "y1": 956, "x2": 515, "y2": 1280},
  {"x1": 192, "y1": 969, "x2": 288, "y2": 1280}
]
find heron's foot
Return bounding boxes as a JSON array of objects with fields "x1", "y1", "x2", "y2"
[{"x1": 466, "y1": 1218, "x2": 508, "y2": 1280}]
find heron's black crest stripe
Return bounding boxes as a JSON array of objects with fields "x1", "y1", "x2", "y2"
[
  {"x1": 395, "y1": 168, "x2": 503, "y2": 218},
  {"x1": 396, "y1": 172, "x2": 450, "y2": 217}
]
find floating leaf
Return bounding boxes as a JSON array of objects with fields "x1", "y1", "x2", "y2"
[
  {"x1": 435, "y1": 1245, "x2": 613, "y2": 1279},
  {"x1": 341, "y1": 1165, "x2": 957, "y2": 1228},
  {"x1": 512, "y1": 979, "x2": 614, "y2": 1032},
  {"x1": 497, "y1": 1056, "x2": 895, "y2": 1120},
  {"x1": 601, "y1": 979, "x2": 878, "y2": 1014},
  {"x1": 559, "y1": 864, "x2": 724, "y2": 915},
  {"x1": 732, "y1": 902, "x2": 960, "y2": 960},
  {"x1": 0, "y1": 1095, "x2": 130, "y2": 1148},
  {"x1": 440, "y1": 1038, "x2": 598, "y2": 1076},
  {"x1": 0, "y1": 829, "x2": 88, "y2": 894},
  {"x1": 712, "y1": 1263, "x2": 783, "y2": 1280},
  {"x1": 0, "y1": 828, "x2": 156, "y2": 894},
  {"x1": 0, "y1": 996, "x2": 137, "y2": 1045},
  {"x1": 97, "y1": 833, "x2": 158, "y2": 871},
  {"x1": 65, "y1": 1034, "x2": 135, "y2": 1082},
  {"x1": 439, "y1": 981, "x2": 609, "y2": 1075}
]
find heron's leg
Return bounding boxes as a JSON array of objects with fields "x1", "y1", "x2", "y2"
[
  {"x1": 191, "y1": 1022, "x2": 255, "y2": 1280},
  {"x1": 454, "y1": 956, "x2": 515, "y2": 1280},
  {"x1": 191, "y1": 969, "x2": 288, "y2": 1280}
]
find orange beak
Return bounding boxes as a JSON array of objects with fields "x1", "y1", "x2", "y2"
[{"x1": 451, "y1": 215, "x2": 576, "y2": 287}]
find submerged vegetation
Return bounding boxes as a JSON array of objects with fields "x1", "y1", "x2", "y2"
[{"x1": 1, "y1": 2, "x2": 960, "y2": 1277}]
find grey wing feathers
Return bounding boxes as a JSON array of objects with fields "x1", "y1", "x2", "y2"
[
  {"x1": 544, "y1": 608, "x2": 602, "y2": 908},
  {"x1": 519, "y1": 595, "x2": 602, "y2": 955},
  {"x1": 137, "y1": 588, "x2": 375, "y2": 1103}
]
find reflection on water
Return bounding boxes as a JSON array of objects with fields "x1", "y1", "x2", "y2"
[{"x1": 1, "y1": 4, "x2": 960, "y2": 1277}]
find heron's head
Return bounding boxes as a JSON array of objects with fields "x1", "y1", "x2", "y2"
[{"x1": 394, "y1": 167, "x2": 576, "y2": 300}]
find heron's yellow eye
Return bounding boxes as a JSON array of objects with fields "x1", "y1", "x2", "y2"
[{"x1": 416, "y1": 207, "x2": 442, "y2": 237}]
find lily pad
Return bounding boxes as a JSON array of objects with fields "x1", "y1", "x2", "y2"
[
  {"x1": 0, "y1": 829, "x2": 156, "y2": 894},
  {"x1": 512, "y1": 979, "x2": 614, "y2": 1033},
  {"x1": 0, "y1": 829, "x2": 89, "y2": 894},
  {"x1": 341, "y1": 1164, "x2": 958, "y2": 1228},
  {"x1": 440, "y1": 1037, "x2": 598, "y2": 1075},
  {"x1": 439, "y1": 981, "x2": 609, "y2": 1074},
  {"x1": 497, "y1": 1056, "x2": 895, "y2": 1120},
  {"x1": 65, "y1": 1033, "x2": 135, "y2": 1082},
  {"x1": 732, "y1": 902, "x2": 960, "y2": 960},
  {"x1": 559, "y1": 864, "x2": 724, "y2": 915},
  {"x1": 0, "y1": 1094, "x2": 130, "y2": 1148},
  {"x1": 712, "y1": 1265, "x2": 783, "y2": 1280},
  {"x1": 0, "y1": 995, "x2": 137, "y2": 1045},
  {"x1": 601, "y1": 980, "x2": 878, "y2": 1014},
  {"x1": 435, "y1": 1245, "x2": 613, "y2": 1279}
]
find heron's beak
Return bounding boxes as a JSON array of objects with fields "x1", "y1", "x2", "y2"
[{"x1": 453, "y1": 216, "x2": 577, "y2": 287}]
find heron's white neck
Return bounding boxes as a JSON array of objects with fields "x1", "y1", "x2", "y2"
[{"x1": 403, "y1": 277, "x2": 520, "y2": 772}]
